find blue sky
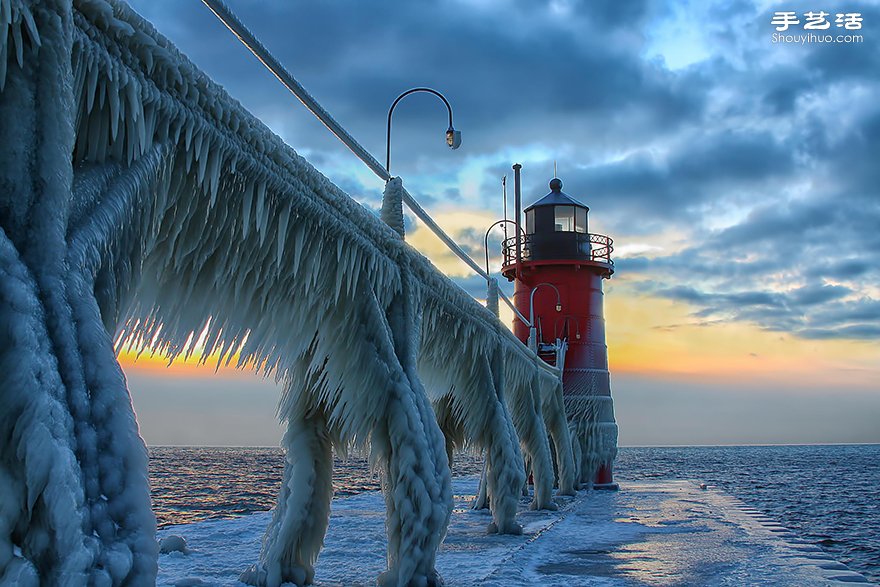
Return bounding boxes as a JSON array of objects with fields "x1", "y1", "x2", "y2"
[{"x1": 122, "y1": 0, "x2": 879, "y2": 446}]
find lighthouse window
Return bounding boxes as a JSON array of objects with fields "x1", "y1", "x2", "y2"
[
  {"x1": 525, "y1": 209, "x2": 535, "y2": 234},
  {"x1": 575, "y1": 207, "x2": 587, "y2": 233},
  {"x1": 554, "y1": 206, "x2": 575, "y2": 232}
]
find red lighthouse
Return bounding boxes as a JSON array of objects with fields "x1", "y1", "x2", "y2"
[{"x1": 501, "y1": 167, "x2": 619, "y2": 489}]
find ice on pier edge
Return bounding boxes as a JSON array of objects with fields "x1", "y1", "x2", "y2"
[
  {"x1": 0, "y1": 0, "x2": 608, "y2": 585},
  {"x1": 157, "y1": 478, "x2": 872, "y2": 586}
]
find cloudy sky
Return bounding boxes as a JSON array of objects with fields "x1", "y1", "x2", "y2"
[{"x1": 121, "y1": 0, "x2": 879, "y2": 446}]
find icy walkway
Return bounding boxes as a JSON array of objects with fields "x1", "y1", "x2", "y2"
[{"x1": 158, "y1": 477, "x2": 873, "y2": 586}]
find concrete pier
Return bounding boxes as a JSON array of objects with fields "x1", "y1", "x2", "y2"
[{"x1": 157, "y1": 478, "x2": 874, "y2": 586}]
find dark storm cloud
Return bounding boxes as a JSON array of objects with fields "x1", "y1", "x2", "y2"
[
  {"x1": 799, "y1": 3, "x2": 880, "y2": 83},
  {"x1": 128, "y1": 0, "x2": 703, "y2": 167},
  {"x1": 523, "y1": 128, "x2": 801, "y2": 229}
]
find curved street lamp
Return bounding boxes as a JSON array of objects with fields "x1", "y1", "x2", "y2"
[
  {"x1": 483, "y1": 219, "x2": 524, "y2": 276},
  {"x1": 386, "y1": 87, "x2": 461, "y2": 175},
  {"x1": 529, "y1": 283, "x2": 562, "y2": 351}
]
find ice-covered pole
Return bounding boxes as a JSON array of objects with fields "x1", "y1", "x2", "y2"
[
  {"x1": 487, "y1": 277, "x2": 500, "y2": 317},
  {"x1": 381, "y1": 177, "x2": 406, "y2": 237}
]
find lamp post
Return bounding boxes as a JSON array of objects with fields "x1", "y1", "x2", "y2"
[
  {"x1": 528, "y1": 283, "x2": 562, "y2": 351},
  {"x1": 386, "y1": 87, "x2": 461, "y2": 175},
  {"x1": 483, "y1": 219, "x2": 522, "y2": 277}
]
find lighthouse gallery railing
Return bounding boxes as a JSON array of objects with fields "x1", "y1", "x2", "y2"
[{"x1": 501, "y1": 233, "x2": 614, "y2": 267}]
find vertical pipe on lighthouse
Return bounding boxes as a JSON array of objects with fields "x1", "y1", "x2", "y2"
[{"x1": 513, "y1": 164, "x2": 523, "y2": 271}]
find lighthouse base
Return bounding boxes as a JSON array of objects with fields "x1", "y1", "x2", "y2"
[
  {"x1": 592, "y1": 482, "x2": 620, "y2": 491},
  {"x1": 592, "y1": 462, "x2": 617, "y2": 490}
]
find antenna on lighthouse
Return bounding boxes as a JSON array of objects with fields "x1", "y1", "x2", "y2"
[
  {"x1": 554, "y1": 160, "x2": 557, "y2": 178},
  {"x1": 502, "y1": 175, "x2": 508, "y2": 242}
]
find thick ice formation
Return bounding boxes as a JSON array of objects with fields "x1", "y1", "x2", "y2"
[
  {"x1": 567, "y1": 393, "x2": 619, "y2": 485},
  {"x1": 0, "y1": 0, "x2": 576, "y2": 585}
]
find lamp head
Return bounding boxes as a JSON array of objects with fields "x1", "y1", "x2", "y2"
[
  {"x1": 555, "y1": 303, "x2": 562, "y2": 312},
  {"x1": 446, "y1": 128, "x2": 461, "y2": 149}
]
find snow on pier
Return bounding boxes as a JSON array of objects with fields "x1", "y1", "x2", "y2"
[{"x1": 157, "y1": 478, "x2": 873, "y2": 586}]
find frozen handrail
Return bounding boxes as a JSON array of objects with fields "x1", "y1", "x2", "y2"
[
  {"x1": 200, "y1": 0, "x2": 533, "y2": 332},
  {"x1": 398, "y1": 184, "x2": 530, "y2": 326}
]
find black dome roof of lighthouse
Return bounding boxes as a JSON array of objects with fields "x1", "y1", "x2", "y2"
[{"x1": 524, "y1": 178, "x2": 589, "y2": 212}]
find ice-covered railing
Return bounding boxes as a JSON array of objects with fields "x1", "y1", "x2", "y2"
[
  {"x1": 0, "y1": 0, "x2": 572, "y2": 585},
  {"x1": 199, "y1": 0, "x2": 550, "y2": 374}
]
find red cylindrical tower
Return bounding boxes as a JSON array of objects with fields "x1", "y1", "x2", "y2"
[{"x1": 501, "y1": 175, "x2": 618, "y2": 489}]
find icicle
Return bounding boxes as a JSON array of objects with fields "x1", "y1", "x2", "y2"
[
  {"x1": 184, "y1": 136, "x2": 194, "y2": 173},
  {"x1": 241, "y1": 183, "x2": 253, "y2": 237},
  {"x1": 1, "y1": 0, "x2": 9, "y2": 34},
  {"x1": 136, "y1": 102, "x2": 147, "y2": 156},
  {"x1": 276, "y1": 206, "x2": 290, "y2": 268},
  {"x1": 195, "y1": 133, "x2": 208, "y2": 186},
  {"x1": 168, "y1": 116, "x2": 180, "y2": 144},
  {"x1": 126, "y1": 78, "x2": 139, "y2": 123},
  {"x1": 333, "y1": 258, "x2": 345, "y2": 304},
  {"x1": 109, "y1": 80, "x2": 121, "y2": 140},
  {"x1": 86, "y1": 62, "x2": 99, "y2": 113},
  {"x1": 11, "y1": 14, "x2": 22, "y2": 67},
  {"x1": 292, "y1": 226, "x2": 305, "y2": 275},
  {"x1": 98, "y1": 73, "x2": 108, "y2": 109},
  {"x1": 255, "y1": 181, "x2": 267, "y2": 238},
  {"x1": 144, "y1": 103, "x2": 157, "y2": 150},
  {"x1": 142, "y1": 46, "x2": 153, "y2": 74},
  {"x1": 0, "y1": 47, "x2": 6, "y2": 91},
  {"x1": 207, "y1": 148, "x2": 221, "y2": 206},
  {"x1": 21, "y1": 7, "x2": 39, "y2": 47}
]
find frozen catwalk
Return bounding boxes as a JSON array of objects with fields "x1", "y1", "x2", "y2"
[{"x1": 157, "y1": 477, "x2": 873, "y2": 586}]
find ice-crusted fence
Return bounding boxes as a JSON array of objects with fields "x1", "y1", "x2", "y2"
[{"x1": 0, "y1": 0, "x2": 576, "y2": 585}]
